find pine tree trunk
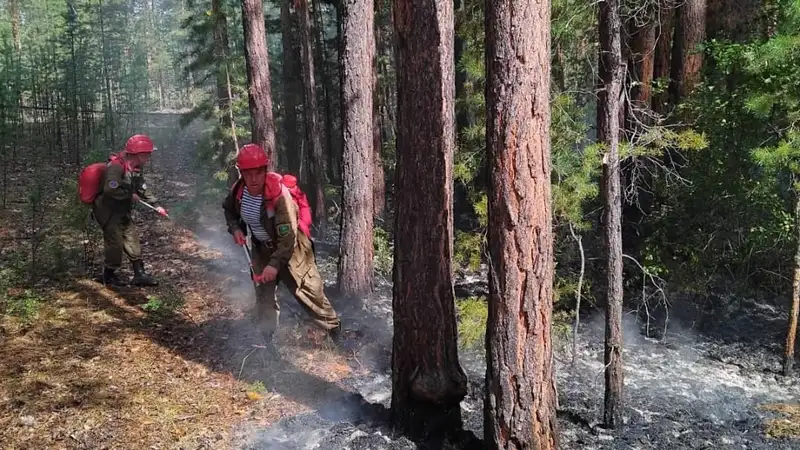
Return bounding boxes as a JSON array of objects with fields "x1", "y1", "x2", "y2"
[
  {"x1": 784, "y1": 189, "x2": 800, "y2": 376},
  {"x1": 281, "y1": 0, "x2": 302, "y2": 174},
  {"x1": 390, "y1": 0, "x2": 467, "y2": 439},
  {"x1": 297, "y1": 0, "x2": 328, "y2": 236},
  {"x1": 331, "y1": 1, "x2": 345, "y2": 183},
  {"x1": 651, "y1": 5, "x2": 674, "y2": 113},
  {"x1": 373, "y1": 12, "x2": 386, "y2": 219},
  {"x1": 314, "y1": 1, "x2": 336, "y2": 183},
  {"x1": 669, "y1": 0, "x2": 706, "y2": 103},
  {"x1": 8, "y1": 0, "x2": 20, "y2": 53},
  {"x1": 484, "y1": 0, "x2": 558, "y2": 448},
  {"x1": 98, "y1": 0, "x2": 115, "y2": 148},
  {"x1": 213, "y1": 0, "x2": 236, "y2": 178},
  {"x1": 454, "y1": 0, "x2": 469, "y2": 136},
  {"x1": 598, "y1": 0, "x2": 625, "y2": 430},
  {"x1": 241, "y1": 0, "x2": 277, "y2": 168},
  {"x1": 629, "y1": 21, "x2": 656, "y2": 110},
  {"x1": 337, "y1": 0, "x2": 375, "y2": 297}
]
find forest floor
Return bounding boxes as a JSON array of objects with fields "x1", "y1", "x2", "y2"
[{"x1": 1, "y1": 118, "x2": 800, "y2": 449}]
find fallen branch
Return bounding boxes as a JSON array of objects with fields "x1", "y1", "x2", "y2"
[{"x1": 623, "y1": 253, "x2": 670, "y2": 339}]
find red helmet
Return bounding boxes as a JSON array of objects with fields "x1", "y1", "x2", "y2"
[
  {"x1": 125, "y1": 134, "x2": 155, "y2": 154},
  {"x1": 236, "y1": 143, "x2": 270, "y2": 170}
]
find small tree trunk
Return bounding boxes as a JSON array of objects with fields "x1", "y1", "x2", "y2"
[
  {"x1": 337, "y1": 0, "x2": 375, "y2": 297},
  {"x1": 242, "y1": 0, "x2": 278, "y2": 168},
  {"x1": 598, "y1": 0, "x2": 625, "y2": 430},
  {"x1": 484, "y1": 0, "x2": 559, "y2": 448},
  {"x1": 297, "y1": 0, "x2": 328, "y2": 236},
  {"x1": 390, "y1": 0, "x2": 467, "y2": 439},
  {"x1": 784, "y1": 189, "x2": 800, "y2": 376}
]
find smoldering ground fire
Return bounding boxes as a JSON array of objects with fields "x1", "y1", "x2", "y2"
[{"x1": 190, "y1": 214, "x2": 800, "y2": 449}]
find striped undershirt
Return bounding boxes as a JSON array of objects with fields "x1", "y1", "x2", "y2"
[{"x1": 240, "y1": 187, "x2": 271, "y2": 243}]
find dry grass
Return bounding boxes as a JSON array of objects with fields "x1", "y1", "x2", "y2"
[
  {"x1": 0, "y1": 142, "x2": 361, "y2": 449},
  {"x1": 761, "y1": 403, "x2": 800, "y2": 439}
]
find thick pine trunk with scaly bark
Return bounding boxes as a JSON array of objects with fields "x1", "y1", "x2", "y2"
[
  {"x1": 241, "y1": 0, "x2": 277, "y2": 168},
  {"x1": 337, "y1": 0, "x2": 375, "y2": 297},
  {"x1": 390, "y1": 0, "x2": 468, "y2": 439},
  {"x1": 629, "y1": 21, "x2": 656, "y2": 111},
  {"x1": 297, "y1": 0, "x2": 328, "y2": 236},
  {"x1": 484, "y1": 0, "x2": 558, "y2": 448},
  {"x1": 669, "y1": 0, "x2": 706, "y2": 103},
  {"x1": 598, "y1": 0, "x2": 625, "y2": 430}
]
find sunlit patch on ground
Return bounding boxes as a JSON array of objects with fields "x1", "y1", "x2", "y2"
[{"x1": 761, "y1": 403, "x2": 800, "y2": 439}]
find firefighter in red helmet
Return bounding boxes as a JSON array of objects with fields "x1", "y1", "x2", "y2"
[
  {"x1": 92, "y1": 134, "x2": 167, "y2": 287},
  {"x1": 222, "y1": 143, "x2": 341, "y2": 345}
]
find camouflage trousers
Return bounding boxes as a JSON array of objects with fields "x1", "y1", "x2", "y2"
[{"x1": 250, "y1": 237, "x2": 340, "y2": 337}]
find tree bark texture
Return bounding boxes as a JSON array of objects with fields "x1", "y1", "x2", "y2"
[
  {"x1": 296, "y1": 0, "x2": 328, "y2": 236},
  {"x1": 484, "y1": 0, "x2": 559, "y2": 448},
  {"x1": 314, "y1": 1, "x2": 336, "y2": 183},
  {"x1": 629, "y1": 21, "x2": 656, "y2": 109},
  {"x1": 390, "y1": 0, "x2": 468, "y2": 439},
  {"x1": 598, "y1": 0, "x2": 625, "y2": 430},
  {"x1": 213, "y1": 0, "x2": 236, "y2": 179},
  {"x1": 9, "y1": 0, "x2": 21, "y2": 53},
  {"x1": 706, "y1": 0, "x2": 763, "y2": 42},
  {"x1": 242, "y1": 0, "x2": 277, "y2": 168},
  {"x1": 784, "y1": 191, "x2": 800, "y2": 376},
  {"x1": 669, "y1": 0, "x2": 706, "y2": 103},
  {"x1": 281, "y1": 0, "x2": 302, "y2": 175},
  {"x1": 373, "y1": 48, "x2": 386, "y2": 218},
  {"x1": 651, "y1": 4, "x2": 674, "y2": 113},
  {"x1": 338, "y1": 0, "x2": 375, "y2": 297},
  {"x1": 377, "y1": 0, "x2": 397, "y2": 155}
]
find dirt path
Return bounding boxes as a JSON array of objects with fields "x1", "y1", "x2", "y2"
[{"x1": 0, "y1": 121, "x2": 373, "y2": 449}]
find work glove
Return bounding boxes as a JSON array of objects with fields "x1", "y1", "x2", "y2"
[{"x1": 233, "y1": 230, "x2": 246, "y2": 246}]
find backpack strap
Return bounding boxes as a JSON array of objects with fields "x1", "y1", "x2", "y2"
[{"x1": 107, "y1": 153, "x2": 132, "y2": 173}]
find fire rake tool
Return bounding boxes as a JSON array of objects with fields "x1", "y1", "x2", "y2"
[
  {"x1": 242, "y1": 241, "x2": 256, "y2": 280},
  {"x1": 139, "y1": 199, "x2": 169, "y2": 218}
]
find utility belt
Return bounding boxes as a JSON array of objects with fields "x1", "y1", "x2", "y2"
[
  {"x1": 252, "y1": 236, "x2": 275, "y2": 250},
  {"x1": 247, "y1": 226, "x2": 275, "y2": 251}
]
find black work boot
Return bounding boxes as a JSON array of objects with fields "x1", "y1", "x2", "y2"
[
  {"x1": 260, "y1": 331, "x2": 281, "y2": 359},
  {"x1": 99, "y1": 267, "x2": 125, "y2": 287},
  {"x1": 327, "y1": 324, "x2": 343, "y2": 343},
  {"x1": 131, "y1": 260, "x2": 159, "y2": 286}
]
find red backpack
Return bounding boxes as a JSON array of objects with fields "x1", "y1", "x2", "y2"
[
  {"x1": 77, "y1": 154, "x2": 126, "y2": 204},
  {"x1": 233, "y1": 172, "x2": 313, "y2": 238}
]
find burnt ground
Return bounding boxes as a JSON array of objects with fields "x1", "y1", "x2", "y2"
[{"x1": 1, "y1": 118, "x2": 799, "y2": 449}]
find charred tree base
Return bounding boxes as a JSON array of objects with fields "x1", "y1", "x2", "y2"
[
  {"x1": 783, "y1": 356, "x2": 795, "y2": 376},
  {"x1": 389, "y1": 399, "x2": 475, "y2": 446}
]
